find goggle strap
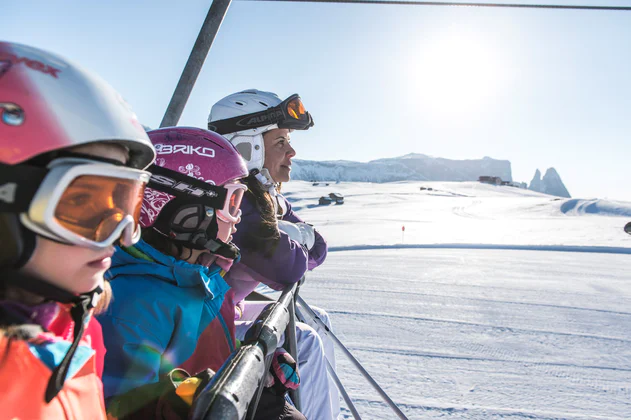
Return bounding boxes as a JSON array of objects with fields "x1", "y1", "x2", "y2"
[
  {"x1": 208, "y1": 94, "x2": 313, "y2": 134},
  {"x1": 208, "y1": 108, "x2": 285, "y2": 134},
  {"x1": 147, "y1": 165, "x2": 227, "y2": 209},
  {"x1": 45, "y1": 152, "x2": 126, "y2": 167},
  {"x1": 0, "y1": 163, "x2": 48, "y2": 213}
]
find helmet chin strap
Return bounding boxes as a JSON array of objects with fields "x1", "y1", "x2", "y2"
[
  {"x1": 253, "y1": 168, "x2": 276, "y2": 190},
  {"x1": 154, "y1": 201, "x2": 241, "y2": 261},
  {"x1": 193, "y1": 234, "x2": 241, "y2": 260},
  {"x1": 0, "y1": 214, "x2": 37, "y2": 269},
  {"x1": 189, "y1": 214, "x2": 241, "y2": 260},
  {"x1": 1, "y1": 269, "x2": 102, "y2": 403},
  {"x1": 251, "y1": 168, "x2": 290, "y2": 218}
]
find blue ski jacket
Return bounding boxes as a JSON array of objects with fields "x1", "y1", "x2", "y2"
[{"x1": 97, "y1": 240, "x2": 231, "y2": 399}]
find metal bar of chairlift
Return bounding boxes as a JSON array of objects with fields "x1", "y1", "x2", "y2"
[
  {"x1": 190, "y1": 283, "x2": 298, "y2": 420},
  {"x1": 160, "y1": 0, "x2": 232, "y2": 128},
  {"x1": 296, "y1": 295, "x2": 410, "y2": 420},
  {"x1": 326, "y1": 360, "x2": 362, "y2": 420},
  {"x1": 294, "y1": 306, "x2": 361, "y2": 419},
  {"x1": 284, "y1": 295, "x2": 301, "y2": 411}
]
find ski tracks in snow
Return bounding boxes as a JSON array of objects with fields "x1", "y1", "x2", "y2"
[{"x1": 301, "y1": 249, "x2": 631, "y2": 419}]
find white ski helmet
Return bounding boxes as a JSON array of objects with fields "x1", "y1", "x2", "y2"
[
  {"x1": 208, "y1": 90, "x2": 281, "y2": 173},
  {"x1": 208, "y1": 89, "x2": 313, "y2": 173}
]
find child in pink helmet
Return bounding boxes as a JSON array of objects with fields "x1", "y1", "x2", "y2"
[{"x1": 0, "y1": 41, "x2": 155, "y2": 419}]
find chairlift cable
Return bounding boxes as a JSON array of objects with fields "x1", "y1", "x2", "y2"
[{"x1": 240, "y1": 0, "x2": 631, "y2": 11}]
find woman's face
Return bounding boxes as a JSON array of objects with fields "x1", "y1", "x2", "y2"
[
  {"x1": 263, "y1": 128, "x2": 295, "y2": 183},
  {"x1": 20, "y1": 143, "x2": 129, "y2": 295}
]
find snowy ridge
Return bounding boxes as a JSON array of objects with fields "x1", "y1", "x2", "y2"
[
  {"x1": 291, "y1": 154, "x2": 513, "y2": 183},
  {"x1": 560, "y1": 198, "x2": 631, "y2": 217},
  {"x1": 529, "y1": 168, "x2": 571, "y2": 198}
]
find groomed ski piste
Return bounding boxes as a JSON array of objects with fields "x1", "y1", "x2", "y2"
[{"x1": 282, "y1": 180, "x2": 631, "y2": 419}]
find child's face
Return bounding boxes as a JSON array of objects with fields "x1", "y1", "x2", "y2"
[{"x1": 20, "y1": 143, "x2": 129, "y2": 295}]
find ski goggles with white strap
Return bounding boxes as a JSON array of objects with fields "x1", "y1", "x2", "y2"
[
  {"x1": 147, "y1": 165, "x2": 246, "y2": 224},
  {"x1": 217, "y1": 182, "x2": 247, "y2": 223},
  {"x1": 0, "y1": 157, "x2": 150, "y2": 248},
  {"x1": 208, "y1": 94, "x2": 314, "y2": 134}
]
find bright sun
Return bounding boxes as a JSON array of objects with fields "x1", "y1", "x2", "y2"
[{"x1": 412, "y1": 30, "x2": 504, "y2": 117}]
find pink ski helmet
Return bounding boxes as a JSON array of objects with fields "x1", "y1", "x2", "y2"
[
  {"x1": 1, "y1": 41, "x2": 155, "y2": 267},
  {"x1": 0, "y1": 42, "x2": 156, "y2": 401},
  {"x1": 140, "y1": 127, "x2": 248, "y2": 258},
  {"x1": 0, "y1": 42, "x2": 155, "y2": 169}
]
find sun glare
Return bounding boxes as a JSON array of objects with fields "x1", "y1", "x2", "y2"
[{"x1": 412, "y1": 30, "x2": 505, "y2": 118}]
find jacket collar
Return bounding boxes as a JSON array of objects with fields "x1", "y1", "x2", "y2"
[{"x1": 107, "y1": 239, "x2": 229, "y2": 300}]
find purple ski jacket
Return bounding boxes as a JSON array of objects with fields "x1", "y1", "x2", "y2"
[{"x1": 226, "y1": 193, "x2": 327, "y2": 303}]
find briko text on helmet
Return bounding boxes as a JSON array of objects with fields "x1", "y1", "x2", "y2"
[{"x1": 155, "y1": 144, "x2": 216, "y2": 158}]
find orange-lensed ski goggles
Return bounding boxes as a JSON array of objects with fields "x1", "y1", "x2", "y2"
[
  {"x1": 208, "y1": 94, "x2": 314, "y2": 134},
  {"x1": 0, "y1": 158, "x2": 150, "y2": 248}
]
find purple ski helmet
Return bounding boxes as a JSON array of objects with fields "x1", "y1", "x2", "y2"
[{"x1": 140, "y1": 127, "x2": 248, "y2": 258}]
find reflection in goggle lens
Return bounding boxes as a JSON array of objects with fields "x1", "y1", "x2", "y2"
[
  {"x1": 286, "y1": 98, "x2": 306, "y2": 120},
  {"x1": 228, "y1": 188, "x2": 245, "y2": 217},
  {"x1": 54, "y1": 175, "x2": 146, "y2": 242}
]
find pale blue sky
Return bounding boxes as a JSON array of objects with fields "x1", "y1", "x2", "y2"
[{"x1": 3, "y1": 0, "x2": 631, "y2": 200}]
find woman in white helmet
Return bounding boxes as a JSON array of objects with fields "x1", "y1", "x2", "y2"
[{"x1": 206, "y1": 89, "x2": 340, "y2": 420}]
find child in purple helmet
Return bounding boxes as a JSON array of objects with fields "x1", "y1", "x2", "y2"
[
  {"x1": 97, "y1": 127, "x2": 247, "y2": 415},
  {"x1": 98, "y1": 127, "x2": 305, "y2": 420}
]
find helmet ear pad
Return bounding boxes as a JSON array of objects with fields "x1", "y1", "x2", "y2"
[
  {"x1": 227, "y1": 133, "x2": 266, "y2": 174},
  {"x1": 152, "y1": 198, "x2": 219, "y2": 250},
  {"x1": 0, "y1": 214, "x2": 36, "y2": 269}
]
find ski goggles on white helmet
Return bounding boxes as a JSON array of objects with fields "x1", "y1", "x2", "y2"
[
  {"x1": 1, "y1": 157, "x2": 150, "y2": 248},
  {"x1": 147, "y1": 165, "x2": 246, "y2": 223},
  {"x1": 208, "y1": 94, "x2": 314, "y2": 135}
]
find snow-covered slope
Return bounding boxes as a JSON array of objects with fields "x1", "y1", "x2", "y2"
[
  {"x1": 301, "y1": 249, "x2": 631, "y2": 420},
  {"x1": 291, "y1": 154, "x2": 513, "y2": 183},
  {"x1": 281, "y1": 180, "x2": 631, "y2": 419},
  {"x1": 283, "y1": 180, "x2": 630, "y2": 249}
]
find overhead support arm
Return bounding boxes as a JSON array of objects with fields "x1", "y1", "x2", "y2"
[{"x1": 160, "y1": 0, "x2": 233, "y2": 128}]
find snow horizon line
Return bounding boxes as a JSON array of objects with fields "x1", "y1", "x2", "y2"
[{"x1": 328, "y1": 243, "x2": 631, "y2": 255}]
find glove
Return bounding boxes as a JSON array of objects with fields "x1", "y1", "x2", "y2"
[
  {"x1": 277, "y1": 220, "x2": 316, "y2": 250},
  {"x1": 107, "y1": 368, "x2": 215, "y2": 420},
  {"x1": 264, "y1": 348, "x2": 300, "y2": 396},
  {"x1": 235, "y1": 300, "x2": 245, "y2": 320}
]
